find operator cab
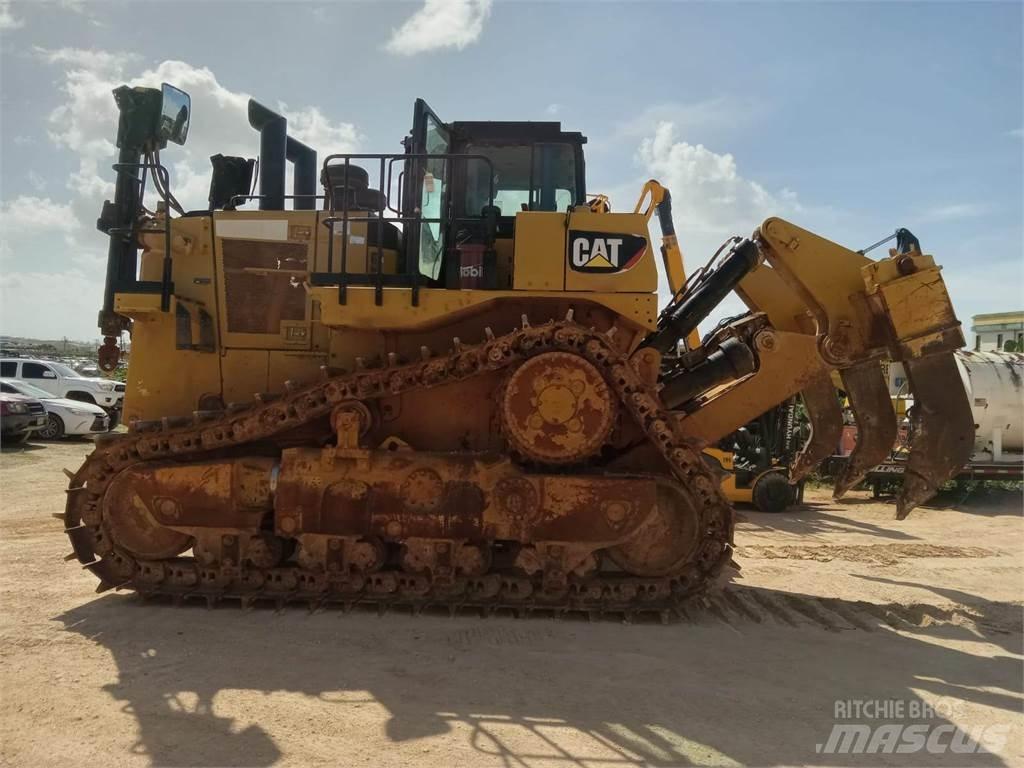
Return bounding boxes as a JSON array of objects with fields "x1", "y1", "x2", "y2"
[
  {"x1": 397, "y1": 99, "x2": 589, "y2": 290},
  {"x1": 413, "y1": 99, "x2": 586, "y2": 289}
]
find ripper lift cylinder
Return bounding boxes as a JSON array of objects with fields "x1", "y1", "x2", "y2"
[
  {"x1": 645, "y1": 238, "x2": 761, "y2": 354},
  {"x1": 660, "y1": 336, "x2": 757, "y2": 409}
]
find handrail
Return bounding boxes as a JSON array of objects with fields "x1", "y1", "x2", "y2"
[{"x1": 318, "y1": 152, "x2": 497, "y2": 307}]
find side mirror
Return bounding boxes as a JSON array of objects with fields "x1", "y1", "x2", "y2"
[
  {"x1": 159, "y1": 83, "x2": 190, "y2": 146},
  {"x1": 42, "y1": 370, "x2": 57, "y2": 379}
]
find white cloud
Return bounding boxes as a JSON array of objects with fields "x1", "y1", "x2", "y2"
[
  {"x1": 601, "y1": 121, "x2": 809, "y2": 332},
  {"x1": 545, "y1": 103, "x2": 561, "y2": 116},
  {"x1": 5, "y1": 50, "x2": 362, "y2": 339},
  {"x1": 0, "y1": 196, "x2": 79, "y2": 235},
  {"x1": 279, "y1": 104, "x2": 361, "y2": 156},
  {"x1": 385, "y1": 0, "x2": 492, "y2": 56},
  {"x1": 0, "y1": 0, "x2": 23, "y2": 30},
  {"x1": 1008, "y1": 127, "x2": 1023, "y2": 139},
  {"x1": 41, "y1": 52, "x2": 360, "y2": 216},
  {"x1": 636, "y1": 121, "x2": 801, "y2": 236}
]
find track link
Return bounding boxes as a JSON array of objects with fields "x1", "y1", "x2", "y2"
[{"x1": 62, "y1": 320, "x2": 735, "y2": 620}]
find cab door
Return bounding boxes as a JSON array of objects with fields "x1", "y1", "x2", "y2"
[{"x1": 406, "y1": 99, "x2": 450, "y2": 282}]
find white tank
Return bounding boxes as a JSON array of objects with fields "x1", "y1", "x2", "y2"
[{"x1": 955, "y1": 350, "x2": 1024, "y2": 456}]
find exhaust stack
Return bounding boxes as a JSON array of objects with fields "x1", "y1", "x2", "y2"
[{"x1": 247, "y1": 100, "x2": 317, "y2": 210}]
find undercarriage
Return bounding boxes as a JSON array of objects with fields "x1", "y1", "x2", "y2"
[{"x1": 63, "y1": 319, "x2": 735, "y2": 620}]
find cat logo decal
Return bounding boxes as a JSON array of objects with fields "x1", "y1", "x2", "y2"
[{"x1": 569, "y1": 231, "x2": 647, "y2": 273}]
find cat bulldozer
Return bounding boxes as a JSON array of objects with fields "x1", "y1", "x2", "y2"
[{"x1": 62, "y1": 83, "x2": 974, "y2": 618}]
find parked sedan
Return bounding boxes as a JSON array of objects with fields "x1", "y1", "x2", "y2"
[
  {"x1": 0, "y1": 393, "x2": 47, "y2": 445},
  {"x1": 0, "y1": 379, "x2": 110, "y2": 440}
]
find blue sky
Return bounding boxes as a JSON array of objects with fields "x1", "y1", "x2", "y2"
[{"x1": 0, "y1": 0, "x2": 1021, "y2": 341}]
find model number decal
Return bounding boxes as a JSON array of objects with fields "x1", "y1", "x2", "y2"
[{"x1": 568, "y1": 231, "x2": 647, "y2": 273}]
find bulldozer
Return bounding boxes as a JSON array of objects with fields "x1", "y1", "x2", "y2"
[{"x1": 62, "y1": 83, "x2": 974, "y2": 617}]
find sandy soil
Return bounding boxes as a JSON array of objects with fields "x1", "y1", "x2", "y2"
[{"x1": 0, "y1": 439, "x2": 1021, "y2": 767}]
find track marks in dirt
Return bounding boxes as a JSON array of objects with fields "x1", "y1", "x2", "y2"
[
  {"x1": 735, "y1": 543, "x2": 999, "y2": 566},
  {"x1": 688, "y1": 588, "x2": 1019, "y2": 636}
]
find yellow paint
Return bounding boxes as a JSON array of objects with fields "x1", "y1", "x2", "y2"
[
  {"x1": 564, "y1": 209, "x2": 657, "y2": 293},
  {"x1": 512, "y1": 212, "x2": 566, "y2": 291},
  {"x1": 312, "y1": 286, "x2": 658, "y2": 332}
]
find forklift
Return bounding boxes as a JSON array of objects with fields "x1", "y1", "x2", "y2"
[{"x1": 705, "y1": 398, "x2": 805, "y2": 513}]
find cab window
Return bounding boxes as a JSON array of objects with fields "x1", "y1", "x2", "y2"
[
  {"x1": 23, "y1": 363, "x2": 54, "y2": 379},
  {"x1": 0, "y1": 362, "x2": 16, "y2": 377},
  {"x1": 463, "y1": 143, "x2": 577, "y2": 216},
  {"x1": 0, "y1": 383, "x2": 15, "y2": 393},
  {"x1": 418, "y1": 114, "x2": 449, "y2": 281}
]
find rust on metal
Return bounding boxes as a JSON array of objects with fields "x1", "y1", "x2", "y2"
[
  {"x1": 500, "y1": 351, "x2": 617, "y2": 464},
  {"x1": 897, "y1": 354, "x2": 976, "y2": 518},
  {"x1": 833, "y1": 361, "x2": 897, "y2": 498},
  {"x1": 789, "y1": 374, "x2": 844, "y2": 483},
  {"x1": 62, "y1": 320, "x2": 734, "y2": 616}
]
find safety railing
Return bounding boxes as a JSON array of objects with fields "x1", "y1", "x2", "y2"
[{"x1": 311, "y1": 153, "x2": 495, "y2": 307}]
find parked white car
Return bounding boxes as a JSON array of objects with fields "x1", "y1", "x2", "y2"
[
  {"x1": 0, "y1": 379, "x2": 110, "y2": 439},
  {"x1": 0, "y1": 358, "x2": 124, "y2": 427}
]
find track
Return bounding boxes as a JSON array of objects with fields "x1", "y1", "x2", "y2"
[{"x1": 61, "y1": 319, "x2": 735, "y2": 620}]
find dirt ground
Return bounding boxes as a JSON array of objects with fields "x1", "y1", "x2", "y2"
[{"x1": 0, "y1": 439, "x2": 1021, "y2": 767}]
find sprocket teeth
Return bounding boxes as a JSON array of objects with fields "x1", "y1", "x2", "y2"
[
  {"x1": 284, "y1": 380, "x2": 302, "y2": 393},
  {"x1": 51, "y1": 512, "x2": 66, "y2": 521},
  {"x1": 452, "y1": 337, "x2": 463, "y2": 352},
  {"x1": 63, "y1": 552, "x2": 78, "y2": 562},
  {"x1": 62, "y1": 468, "x2": 75, "y2": 480},
  {"x1": 521, "y1": 314, "x2": 530, "y2": 328},
  {"x1": 565, "y1": 308, "x2": 575, "y2": 322},
  {"x1": 484, "y1": 327, "x2": 495, "y2": 340}
]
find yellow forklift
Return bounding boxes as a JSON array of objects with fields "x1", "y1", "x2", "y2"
[{"x1": 705, "y1": 398, "x2": 805, "y2": 513}]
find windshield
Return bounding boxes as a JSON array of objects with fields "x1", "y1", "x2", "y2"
[
  {"x1": 1, "y1": 379, "x2": 54, "y2": 399},
  {"x1": 463, "y1": 143, "x2": 577, "y2": 216},
  {"x1": 48, "y1": 362, "x2": 83, "y2": 378}
]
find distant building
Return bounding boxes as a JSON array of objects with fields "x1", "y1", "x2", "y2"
[{"x1": 971, "y1": 312, "x2": 1024, "y2": 352}]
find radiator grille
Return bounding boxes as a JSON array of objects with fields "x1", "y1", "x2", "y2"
[{"x1": 221, "y1": 239, "x2": 308, "y2": 335}]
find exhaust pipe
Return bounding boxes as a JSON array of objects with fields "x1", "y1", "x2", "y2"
[{"x1": 247, "y1": 100, "x2": 317, "y2": 211}]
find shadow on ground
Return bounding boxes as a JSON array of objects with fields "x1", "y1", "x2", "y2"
[
  {"x1": 56, "y1": 585, "x2": 1022, "y2": 767},
  {"x1": 735, "y1": 501, "x2": 920, "y2": 541}
]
